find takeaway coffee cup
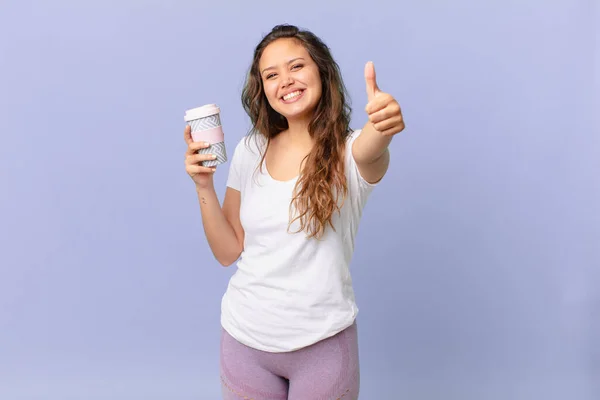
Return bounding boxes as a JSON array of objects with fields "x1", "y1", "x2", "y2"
[{"x1": 184, "y1": 104, "x2": 227, "y2": 167}]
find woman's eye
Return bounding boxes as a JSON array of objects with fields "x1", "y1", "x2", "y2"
[
  {"x1": 291, "y1": 64, "x2": 303, "y2": 70},
  {"x1": 266, "y1": 73, "x2": 276, "y2": 79}
]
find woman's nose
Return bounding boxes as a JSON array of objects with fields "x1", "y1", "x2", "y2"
[{"x1": 280, "y1": 73, "x2": 294, "y2": 88}]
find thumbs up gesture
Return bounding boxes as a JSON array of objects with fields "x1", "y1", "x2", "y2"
[{"x1": 364, "y1": 61, "x2": 405, "y2": 136}]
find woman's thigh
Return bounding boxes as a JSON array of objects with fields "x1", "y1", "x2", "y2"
[
  {"x1": 287, "y1": 322, "x2": 360, "y2": 400},
  {"x1": 220, "y1": 328, "x2": 289, "y2": 400}
]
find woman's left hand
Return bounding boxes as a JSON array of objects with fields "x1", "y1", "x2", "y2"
[{"x1": 364, "y1": 61, "x2": 405, "y2": 137}]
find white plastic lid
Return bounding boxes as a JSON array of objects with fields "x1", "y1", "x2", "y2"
[{"x1": 184, "y1": 104, "x2": 220, "y2": 121}]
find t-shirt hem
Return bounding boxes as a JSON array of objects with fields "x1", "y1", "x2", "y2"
[{"x1": 220, "y1": 314, "x2": 358, "y2": 353}]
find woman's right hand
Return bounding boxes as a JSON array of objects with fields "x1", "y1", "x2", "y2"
[{"x1": 184, "y1": 125, "x2": 218, "y2": 189}]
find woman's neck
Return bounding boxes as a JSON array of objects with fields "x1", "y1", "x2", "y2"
[{"x1": 277, "y1": 118, "x2": 314, "y2": 150}]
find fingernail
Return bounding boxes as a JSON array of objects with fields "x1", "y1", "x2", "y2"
[{"x1": 211, "y1": 154, "x2": 217, "y2": 159}]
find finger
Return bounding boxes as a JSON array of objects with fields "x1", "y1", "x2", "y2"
[
  {"x1": 373, "y1": 118, "x2": 398, "y2": 132},
  {"x1": 368, "y1": 101, "x2": 401, "y2": 122},
  {"x1": 186, "y1": 164, "x2": 216, "y2": 174},
  {"x1": 187, "y1": 152, "x2": 218, "y2": 164},
  {"x1": 186, "y1": 141, "x2": 210, "y2": 155},
  {"x1": 184, "y1": 125, "x2": 193, "y2": 145},
  {"x1": 365, "y1": 93, "x2": 394, "y2": 115},
  {"x1": 367, "y1": 106, "x2": 392, "y2": 123},
  {"x1": 368, "y1": 108, "x2": 390, "y2": 124},
  {"x1": 364, "y1": 61, "x2": 380, "y2": 101},
  {"x1": 380, "y1": 124, "x2": 405, "y2": 136},
  {"x1": 375, "y1": 118, "x2": 405, "y2": 135}
]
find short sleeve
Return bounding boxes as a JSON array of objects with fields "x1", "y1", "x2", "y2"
[
  {"x1": 226, "y1": 138, "x2": 245, "y2": 191},
  {"x1": 345, "y1": 129, "x2": 378, "y2": 209}
]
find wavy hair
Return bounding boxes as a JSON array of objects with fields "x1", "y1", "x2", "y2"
[{"x1": 241, "y1": 24, "x2": 352, "y2": 239}]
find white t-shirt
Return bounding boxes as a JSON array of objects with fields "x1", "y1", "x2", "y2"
[{"x1": 221, "y1": 129, "x2": 377, "y2": 352}]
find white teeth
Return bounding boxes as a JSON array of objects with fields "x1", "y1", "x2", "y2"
[{"x1": 283, "y1": 90, "x2": 302, "y2": 101}]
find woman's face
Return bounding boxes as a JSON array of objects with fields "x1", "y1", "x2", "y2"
[{"x1": 258, "y1": 38, "x2": 322, "y2": 123}]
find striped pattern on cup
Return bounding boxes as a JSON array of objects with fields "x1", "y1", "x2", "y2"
[
  {"x1": 196, "y1": 142, "x2": 227, "y2": 167},
  {"x1": 189, "y1": 114, "x2": 221, "y2": 132},
  {"x1": 187, "y1": 113, "x2": 227, "y2": 167}
]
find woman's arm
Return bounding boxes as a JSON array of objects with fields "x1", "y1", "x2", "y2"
[
  {"x1": 196, "y1": 186, "x2": 244, "y2": 267},
  {"x1": 352, "y1": 61, "x2": 405, "y2": 184}
]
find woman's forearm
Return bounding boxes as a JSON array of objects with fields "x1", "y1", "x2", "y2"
[{"x1": 195, "y1": 186, "x2": 242, "y2": 266}]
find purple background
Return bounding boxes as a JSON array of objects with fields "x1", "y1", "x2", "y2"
[{"x1": 1, "y1": 0, "x2": 598, "y2": 398}]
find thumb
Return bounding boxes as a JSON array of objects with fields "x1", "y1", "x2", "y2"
[{"x1": 365, "y1": 61, "x2": 379, "y2": 101}]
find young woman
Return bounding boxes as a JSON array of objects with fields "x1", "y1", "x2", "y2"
[{"x1": 184, "y1": 24, "x2": 404, "y2": 400}]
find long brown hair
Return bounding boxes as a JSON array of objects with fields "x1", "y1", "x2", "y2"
[{"x1": 241, "y1": 24, "x2": 352, "y2": 239}]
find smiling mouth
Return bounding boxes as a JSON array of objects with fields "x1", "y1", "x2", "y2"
[{"x1": 281, "y1": 90, "x2": 305, "y2": 103}]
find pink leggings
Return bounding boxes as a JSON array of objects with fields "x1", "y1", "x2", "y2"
[{"x1": 220, "y1": 322, "x2": 360, "y2": 400}]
